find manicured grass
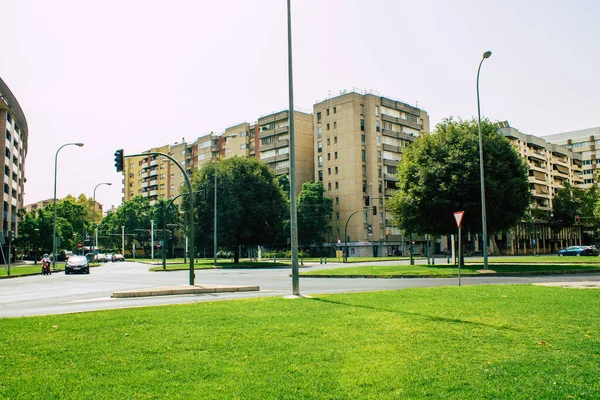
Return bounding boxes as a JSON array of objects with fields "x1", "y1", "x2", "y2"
[
  {"x1": 0, "y1": 264, "x2": 47, "y2": 277},
  {"x1": 148, "y1": 261, "x2": 290, "y2": 271},
  {"x1": 0, "y1": 285, "x2": 599, "y2": 399},
  {"x1": 302, "y1": 263, "x2": 600, "y2": 277},
  {"x1": 469, "y1": 255, "x2": 600, "y2": 264}
]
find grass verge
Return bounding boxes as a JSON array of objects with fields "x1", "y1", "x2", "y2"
[
  {"x1": 0, "y1": 285, "x2": 598, "y2": 399},
  {"x1": 301, "y1": 263, "x2": 600, "y2": 277}
]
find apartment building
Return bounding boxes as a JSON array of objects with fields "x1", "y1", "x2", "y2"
[
  {"x1": 168, "y1": 141, "x2": 194, "y2": 199},
  {"x1": 24, "y1": 198, "x2": 104, "y2": 216},
  {"x1": 0, "y1": 77, "x2": 27, "y2": 239},
  {"x1": 542, "y1": 126, "x2": 600, "y2": 188},
  {"x1": 498, "y1": 122, "x2": 583, "y2": 253},
  {"x1": 122, "y1": 144, "x2": 170, "y2": 205},
  {"x1": 314, "y1": 90, "x2": 430, "y2": 257}
]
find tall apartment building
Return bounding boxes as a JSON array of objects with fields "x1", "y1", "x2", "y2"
[
  {"x1": 0, "y1": 77, "x2": 27, "y2": 239},
  {"x1": 542, "y1": 127, "x2": 600, "y2": 188},
  {"x1": 122, "y1": 144, "x2": 170, "y2": 205},
  {"x1": 498, "y1": 122, "x2": 583, "y2": 253},
  {"x1": 314, "y1": 90, "x2": 430, "y2": 257}
]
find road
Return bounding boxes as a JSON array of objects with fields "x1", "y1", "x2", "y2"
[{"x1": 1, "y1": 260, "x2": 599, "y2": 318}]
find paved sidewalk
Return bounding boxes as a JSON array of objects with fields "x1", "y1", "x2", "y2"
[
  {"x1": 112, "y1": 284, "x2": 260, "y2": 298},
  {"x1": 533, "y1": 281, "x2": 600, "y2": 289}
]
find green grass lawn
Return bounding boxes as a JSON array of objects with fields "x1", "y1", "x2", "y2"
[
  {"x1": 0, "y1": 262, "x2": 101, "y2": 278},
  {"x1": 469, "y1": 255, "x2": 600, "y2": 264},
  {"x1": 302, "y1": 263, "x2": 600, "y2": 277},
  {"x1": 0, "y1": 285, "x2": 598, "y2": 399}
]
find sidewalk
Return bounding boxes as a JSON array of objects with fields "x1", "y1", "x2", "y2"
[{"x1": 112, "y1": 284, "x2": 260, "y2": 298}]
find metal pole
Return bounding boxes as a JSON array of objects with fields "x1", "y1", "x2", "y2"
[
  {"x1": 93, "y1": 182, "x2": 111, "y2": 254},
  {"x1": 7, "y1": 233, "x2": 11, "y2": 276},
  {"x1": 477, "y1": 51, "x2": 492, "y2": 270},
  {"x1": 151, "y1": 220, "x2": 154, "y2": 259},
  {"x1": 458, "y1": 227, "x2": 462, "y2": 286},
  {"x1": 53, "y1": 143, "x2": 84, "y2": 270},
  {"x1": 214, "y1": 165, "x2": 218, "y2": 266},
  {"x1": 121, "y1": 226, "x2": 125, "y2": 256},
  {"x1": 287, "y1": 0, "x2": 299, "y2": 295},
  {"x1": 163, "y1": 205, "x2": 167, "y2": 270}
]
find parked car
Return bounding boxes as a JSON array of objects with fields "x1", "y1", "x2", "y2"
[
  {"x1": 558, "y1": 246, "x2": 600, "y2": 256},
  {"x1": 65, "y1": 255, "x2": 90, "y2": 274},
  {"x1": 112, "y1": 253, "x2": 125, "y2": 262},
  {"x1": 96, "y1": 253, "x2": 108, "y2": 262}
]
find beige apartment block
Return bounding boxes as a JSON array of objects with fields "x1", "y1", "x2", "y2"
[
  {"x1": 314, "y1": 90, "x2": 430, "y2": 257},
  {"x1": 498, "y1": 123, "x2": 583, "y2": 253},
  {"x1": 542, "y1": 126, "x2": 600, "y2": 188},
  {"x1": 122, "y1": 144, "x2": 170, "y2": 205},
  {"x1": 168, "y1": 141, "x2": 194, "y2": 199},
  {"x1": 0, "y1": 77, "x2": 28, "y2": 238}
]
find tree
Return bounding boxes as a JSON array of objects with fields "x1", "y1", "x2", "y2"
[
  {"x1": 550, "y1": 183, "x2": 581, "y2": 230},
  {"x1": 98, "y1": 196, "x2": 152, "y2": 255},
  {"x1": 388, "y1": 118, "x2": 530, "y2": 236},
  {"x1": 191, "y1": 157, "x2": 288, "y2": 263},
  {"x1": 297, "y1": 182, "x2": 333, "y2": 247}
]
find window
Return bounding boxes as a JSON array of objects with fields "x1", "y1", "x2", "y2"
[
  {"x1": 335, "y1": 166, "x2": 338, "y2": 174},
  {"x1": 334, "y1": 136, "x2": 338, "y2": 144},
  {"x1": 361, "y1": 134, "x2": 366, "y2": 144},
  {"x1": 3, "y1": 184, "x2": 8, "y2": 194},
  {"x1": 333, "y1": 106, "x2": 337, "y2": 114},
  {"x1": 336, "y1": 212, "x2": 340, "y2": 220},
  {"x1": 360, "y1": 119, "x2": 365, "y2": 131},
  {"x1": 317, "y1": 112, "x2": 322, "y2": 122},
  {"x1": 159, "y1": 174, "x2": 165, "y2": 179},
  {"x1": 328, "y1": 167, "x2": 331, "y2": 175},
  {"x1": 5, "y1": 130, "x2": 10, "y2": 141},
  {"x1": 360, "y1": 104, "x2": 364, "y2": 115},
  {"x1": 387, "y1": 165, "x2": 396, "y2": 174},
  {"x1": 318, "y1": 170, "x2": 323, "y2": 181},
  {"x1": 363, "y1": 180, "x2": 367, "y2": 192},
  {"x1": 335, "y1": 197, "x2": 339, "y2": 205},
  {"x1": 378, "y1": 166, "x2": 382, "y2": 178},
  {"x1": 317, "y1": 141, "x2": 322, "y2": 153},
  {"x1": 362, "y1": 165, "x2": 367, "y2": 176},
  {"x1": 317, "y1": 126, "x2": 322, "y2": 138},
  {"x1": 407, "y1": 114, "x2": 419, "y2": 124},
  {"x1": 335, "y1": 181, "x2": 339, "y2": 189},
  {"x1": 362, "y1": 150, "x2": 367, "y2": 162},
  {"x1": 130, "y1": 163, "x2": 134, "y2": 169},
  {"x1": 327, "y1": 153, "x2": 331, "y2": 161},
  {"x1": 375, "y1": 105, "x2": 379, "y2": 116},
  {"x1": 327, "y1": 123, "x2": 330, "y2": 130},
  {"x1": 377, "y1": 150, "x2": 382, "y2": 163},
  {"x1": 4, "y1": 165, "x2": 8, "y2": 176},
  {"x1": 376, "y1": 135, "x2": 381, "y2": 145},
  {"x1": 334, "y1": 121, "x2": 337, "y2": 129},
  {"x1": 327, "y1": 138, "x2": 330, "y2": 145},
  {"x1": 328, "y1": 182, "x2": 332, "y2": 190},
  {"x1": 335, "y1": 152, "x2": 338, "y2": 159},
  {"x1": 326, "y1": 108, "x2": 330, "y2": 116},
  {"x1": 376, "y1": 120, "x2": 380, "y2": 132},
  {"x1": 379, "y1": 181, "x2": 383, "y2": 193}
]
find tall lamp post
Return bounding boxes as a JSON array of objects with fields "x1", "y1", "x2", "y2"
[
  {"x1": 53, "y1": 142, "x2": 84, "y2": 270},
  {"x1": 477, "y1": 50, "x2": 492, "y2": 270},
  {"x1": 213, "y1": 134, "x2": 236, "y2": 266},
  {"x1": 93, "y1": 182, "x2": 112, "y2": 253}
]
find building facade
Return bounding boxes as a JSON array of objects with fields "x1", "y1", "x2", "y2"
[
  {"x1": 314, "y1": 90, "x2": 430, "y2": 257},
  {"x1": 0, "y1": 77, "x2": 28, "y2": 240}
]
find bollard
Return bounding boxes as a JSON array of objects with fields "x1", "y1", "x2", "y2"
[
  {"x1": 447, "y1": 256, "x2": 450, "y2": 264},
  {"x1": 274, "y1": 256, "x2": 276, "y2": 263},
  {"x1": 300, "y1": 258, "x2": 304, "y2": 266},
  {"x1": 324, "y1": 257, "x2": 327, "y2": 264},
  {"x1": 319, "y1": 257, "x2": 323, "y2": 264}
]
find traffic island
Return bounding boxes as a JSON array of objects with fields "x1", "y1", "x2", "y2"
[{"x1": 112, "y1": 284, "x2": 260, "y2": 298}]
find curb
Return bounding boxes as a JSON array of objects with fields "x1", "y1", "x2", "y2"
[{"x1": 112, "y1": 284, "x2": 260, "y2": 298}]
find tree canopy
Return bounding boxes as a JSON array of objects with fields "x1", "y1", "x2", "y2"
[
  {"x1": 191, "y1": 157, "x2": 288, "y2": 262},
  {"x1": 387, "y1": 118, "x2": 530, "y2": 236},
  {"x1": 297, "y1": 181, "x2": 333, "y2": 247}
]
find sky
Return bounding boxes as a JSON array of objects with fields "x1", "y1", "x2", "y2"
[{"x1": 2, "y1": 0, "x2": 599, "y2": 211}]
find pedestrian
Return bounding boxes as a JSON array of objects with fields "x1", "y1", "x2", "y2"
[{"x1": 41, "y1": 253, "x2": 51, "y2": 275}]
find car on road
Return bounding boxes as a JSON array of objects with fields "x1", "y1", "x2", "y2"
[
  {"x1": 112, "y1": 253, "x2": 125, "y2": 262},
  {"x1": 65, "y1": 256, "x2": 90, "y2": 274},
  {"x1": 95, "y1": 253, "x2": 108, "y2": 263},
  {"x1": 558, "y1": 246, "x2": 600, "y2": 256}
]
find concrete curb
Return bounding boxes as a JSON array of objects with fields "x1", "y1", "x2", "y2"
[{"x1": 112, "y1": 284, "x2": 260, "y2": 298}]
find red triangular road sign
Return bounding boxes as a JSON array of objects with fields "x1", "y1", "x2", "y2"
[{"x1": 453, "y1": 211, "x2": 465, "y2": 228}]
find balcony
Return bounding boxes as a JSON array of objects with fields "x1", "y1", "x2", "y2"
[
  {"x1": 275, "y1": 125, "x2": 289, "y2": 134},
  {"x1": 259, "y1": 129, "x2": 276, "y2": 139},
  {"x1": 381, "y1": 128, "x2": 416, "y2": 142},
  {"x1": 148, "y1": 168, "x2": 159, "y2": 177},
  {"x1": 382, "y1": 143, "x2": 401, "y2": 153},
  {"x1": 149, "y1": 180, "x2": 158, "y2": 187},
  {"x1": 261, "y1": 153, "x2": 290, "y2": 164},
  {"x1": 275, "y1": 167, "x2": 290, "y2": 175},
  {"x1": 527, "y1": 150, "x2": 546, "y2": 161},
  {"x1": 141, "y1": 162, "x2": 149, "y2": 169},
  {"x1": 380, "y1": 97, "x2": 421, "y2": 116},
  {"x1": 381, "y1": 114, "x2": 422, "y2": 131},
  {"x1": 141, "y1": 172, "x2": 149, "y2": 178},
  {"x1": 384, "y1": 173, "x2": 397, "y2": 182},
  {"x1": 150, "y1": 160, "x2": 158, "y2": 167},
  {"x1": 141, "y1": 182, "x2": 149, "y2": 188},
  {"x1": 258, "y1": 110, "x2": 288, "y2": 125},
  {"x1": 383, "y1": 159, "x2": 399, "y2": 167},
  {"x1": 149, "y1": 190, "x2": 158, "y2": 196}
]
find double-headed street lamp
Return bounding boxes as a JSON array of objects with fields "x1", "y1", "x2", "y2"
[
  {"x1": 53, "y1": 142, "x2": 84, "y2": 269},
  {"x1": 93, "y1": 182, "x2": 112, "y2": 252},
  {"x1": 477, "y1": 50, "x2": 492, "y2": 270}
]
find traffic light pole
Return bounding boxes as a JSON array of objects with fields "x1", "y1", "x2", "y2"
[{"x1": 119, "y1": 151, "x2": 196, "y2": 285}]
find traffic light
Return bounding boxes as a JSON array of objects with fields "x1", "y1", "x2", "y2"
[
  {"x1": 373, "y1": 206, "x2": 377, "y2": 216},
  {"x1": 575, "y1": 215, "x2": 580, "y2": 224},
  {"x1": 367, "y1": 225, "x2": 373, "y2": 234},
  {"x1": 114, "y1": 149, "x2": 124, "y2": 172},
  {"x1": 364, "y1": 195, "x2": 370, "y2": 207}
]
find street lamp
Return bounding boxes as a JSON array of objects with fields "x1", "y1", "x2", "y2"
[
  {"x1": 213, "y1": 133, "x2": 236, "y2": 266},
  {"x1": 53, "y1": 142, "x2": 84, "y2": 270},
  {"x1": 93, "y1": 182, "x2": 112, "y2": 253},
  {"x1": 476, "y1": 50, "x2": 492, "y2": 270}
]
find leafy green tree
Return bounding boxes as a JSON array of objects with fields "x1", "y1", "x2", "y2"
[
  {"x1": 191, "y1": 157, "x2": 287, "y2": 262},
  {"x1": 550, "y1": 183, "x2": 581, "y2": 230},
  {"x1": 388, "y1": 118, "x2": 530, "y2": 236},
  {"x1": 98, "y1": 196, "x2": 152, "y2": 254},
  {"x1": 297, "y1": 182, "x2": 333, "y2": 247}
]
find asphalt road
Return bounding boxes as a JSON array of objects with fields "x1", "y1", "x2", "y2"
[{"x1": 1, "y1": 260, "x2": 599, "y2": 318}]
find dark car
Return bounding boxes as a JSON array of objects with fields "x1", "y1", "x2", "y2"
[
  {"x1": 558, "y1": 246, "x2": 600, "y2": 256},
  {"x1": 65, "y1": 256, "x2": 90, "y2": 274},
  {"x1": 112, "y1": 253, "x2": 125, "y2": 262}
]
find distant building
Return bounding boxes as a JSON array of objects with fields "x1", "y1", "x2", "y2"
[{"x1": 0, "y1": 76, "x2": 28, "y2": 240}]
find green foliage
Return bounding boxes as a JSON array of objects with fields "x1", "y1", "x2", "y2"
[
  {"x1": 1, "y1": 287, "x2": 599, "y2": 399},
  {"x1": 262, "y1": 250, "x2": 309, "y2": 258},
  {"x1": 388, "y1": 118, "x2": 530, "y2": 235},
  {"x1": 550, "y1": 183, "x2": 581, "y2": 230},
  {"x1": 192, "y1": 157, "x2": 288, "y2": 262},
  {"x1": 297, "y1": 181, "x2": 333, "y2": 247}
]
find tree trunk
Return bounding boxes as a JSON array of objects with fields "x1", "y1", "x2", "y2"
[{"x1": 234, "y1": 245, "x2": 240, "y2": 264}]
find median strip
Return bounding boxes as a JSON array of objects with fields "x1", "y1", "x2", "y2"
[{"x1": 112, "y1": 284, "x2": 260, "y2": 298}]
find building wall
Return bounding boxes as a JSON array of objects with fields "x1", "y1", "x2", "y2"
[
  {"x1": 0, "y1": 77, "x2": 28, "y2": 239},
  {"x1": 122, "y1": 144, "x2": 170, "y2": 205}
]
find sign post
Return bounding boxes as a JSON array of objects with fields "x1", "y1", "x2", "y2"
[{"x1": 453, "y1": 211, "x2": 465, "y2": 286}]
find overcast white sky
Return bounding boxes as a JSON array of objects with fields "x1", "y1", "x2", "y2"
[{"x1": 2, "y1": 0, "x2": 599, "y2": 211}]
